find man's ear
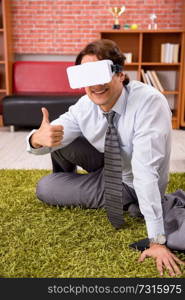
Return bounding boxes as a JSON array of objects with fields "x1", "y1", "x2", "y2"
[{"x1": 119, "y1": 72, "x2": 125, "y2": 83}]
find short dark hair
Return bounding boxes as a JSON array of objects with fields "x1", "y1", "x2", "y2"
[{"x1": 75, "y1": 39, "x2": 130, "y2": 86}]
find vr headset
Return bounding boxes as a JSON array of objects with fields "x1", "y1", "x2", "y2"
[{"x1": 67, "y1": 59, "x2": 123, "y2": 89}]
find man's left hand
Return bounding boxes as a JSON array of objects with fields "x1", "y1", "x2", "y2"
[{"x1": 138, "y1": 243, "x2": 185, "y2": 276}]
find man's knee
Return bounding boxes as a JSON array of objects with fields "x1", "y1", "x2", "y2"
[
  {"x1": 36, "y1": 175, "x2": 57, "y2": 205},
  {"x1": 167, "y1": 221, "x2": 185, "y2": 251},
  {"x1": 36, "y1": 172, "x2": 82, "y2": 207}
]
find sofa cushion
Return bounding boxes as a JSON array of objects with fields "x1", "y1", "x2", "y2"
[
  {"x1": 3, "y1": 95, "x2": 80, "y2": 127},
  {"x1": 13, "y1": 61, "x2": 84, "y2": 95}
]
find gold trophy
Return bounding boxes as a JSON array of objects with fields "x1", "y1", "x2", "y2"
[{"x1": 109, "y1": 6, "x2": 125, "y2": 29}]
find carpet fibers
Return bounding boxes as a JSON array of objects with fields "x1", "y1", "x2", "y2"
[{"x1": 0, "y1": 170, "x2": 185, "y2": 278}]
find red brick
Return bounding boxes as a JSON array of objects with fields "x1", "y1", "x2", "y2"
[{"x1": 12, "y1": 0, "x2": 184, "y2": 55}]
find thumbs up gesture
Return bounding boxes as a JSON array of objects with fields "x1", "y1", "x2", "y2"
[{"x1": 30, "y1": 107, "x2": 64, "y2": 148}]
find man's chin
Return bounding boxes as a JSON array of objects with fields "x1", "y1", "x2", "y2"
[
  {"x1": 91, "y1": 94, "x2": 108, "y2": 103},
  {"x1": 92, "y1": 99, "x2": 108, "y2": 106}
]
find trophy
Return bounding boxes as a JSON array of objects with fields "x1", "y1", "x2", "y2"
[
  {"x1": 109, "y1": 6, "x2": 125, "y2": 29},
  {"x1": 148, "y1": 13, "x2": 157, "y2": 29}
]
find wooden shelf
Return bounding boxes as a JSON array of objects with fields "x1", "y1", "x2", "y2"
[
  {"x1": 100, "y1": 29, "x2": 185, "y2": 129},
  {"x1": 172, "y1": 117, "x2": 178, "y2": 129},
  {"x1": 125, "y1": 63, "x2": 139, "y2": 66},
  {"x1": 0, "y1": 0, "x2": 13, "y2": 123},
  {"x1": 163, "y1": 91, "x2": 179, "y2": 95},
  {"x1": 141, "y1": 63, "x2": 181, "y2": 66},
  {"x1": 100, "y1": 29, "x2": 184, "y2": 33},
  {"x1": 180, "y1": 9, "x2": 185, "y2": 127}
]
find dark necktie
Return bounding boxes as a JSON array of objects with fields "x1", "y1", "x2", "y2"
[{"x1": 104, "y1": 111, "x2": 124, "y2": 229}]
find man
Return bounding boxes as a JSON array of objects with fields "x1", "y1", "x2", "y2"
[{"x1": 27, "y1": 39, "x2": 185, "y2": 276}]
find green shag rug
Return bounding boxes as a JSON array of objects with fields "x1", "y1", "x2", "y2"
[{"x1": 0, "y1": 170, "x2": 185, "y2": 278}]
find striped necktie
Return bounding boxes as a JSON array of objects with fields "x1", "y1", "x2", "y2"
[{"x1": 104, "y1": 111, "x2": 124, "y2": 229}]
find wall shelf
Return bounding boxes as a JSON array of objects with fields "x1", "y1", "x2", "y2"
[{"x1": 141, "y1": 63, "x2": 181, "y2": 66}]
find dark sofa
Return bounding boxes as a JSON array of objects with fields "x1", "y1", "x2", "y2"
[{"x1": 2, "y1": 61, "x2": 84, "y2": 130}]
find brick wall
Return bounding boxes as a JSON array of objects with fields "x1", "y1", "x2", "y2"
[{"x1": 12, "y1": 0, "x2": 184, "y2": 55}]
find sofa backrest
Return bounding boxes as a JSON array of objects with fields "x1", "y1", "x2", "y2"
[{"x1": 13, "y1": 61, "x2": 85, "y2": 95}]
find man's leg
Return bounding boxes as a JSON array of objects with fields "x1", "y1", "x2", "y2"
[
  {"x1": 36, "y1": 168, "x2": 105, "y2": 208},
  {"x1": 162, "y1": 190, "x2": 185, "y2": 250},
  {"x1": 36, "y1": 137, "x2": 105, "y2": 208},
  {"x1": 51, "y1": 136, "x2": 104, "y2": 173},
  {"x1": 36, "y1": 136, "x2": 142, "y2": 213},
  {"x1": 130, "y1": 190, "x2": 185, "y2": 252},
  {"x1": 122, "y1": 183, "x2": 143, "y2": 218}
]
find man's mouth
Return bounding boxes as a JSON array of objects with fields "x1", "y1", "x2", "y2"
[{"x1": 92, "y1": 88, "x2": 108, "y2": 95}]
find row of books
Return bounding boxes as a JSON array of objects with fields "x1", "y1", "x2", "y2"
[
  {"x1": 161, "y1": 43, "x2": 180, "y2": 63},
  {"x1": 141, "y1": 69, "x2": 164, "y2": 92}
]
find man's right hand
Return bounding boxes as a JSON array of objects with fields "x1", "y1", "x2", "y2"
[
  {"x1": 139, "y1": 243, "x2": 185, "y2": 276},
  {"x1": 30, "y1": 107, "x2": 64, "y2": 148}
]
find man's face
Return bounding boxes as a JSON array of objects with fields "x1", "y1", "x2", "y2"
[{"x1": 81, "y1": 55, "x2": 125, "y2": 112}]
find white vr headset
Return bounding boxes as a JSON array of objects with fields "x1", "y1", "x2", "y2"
[{"x1": 67, "y1": 59, "x2": 123, "y2": 89}]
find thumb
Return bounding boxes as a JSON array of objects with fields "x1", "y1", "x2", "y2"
[{"x1": 41, "y1": 107, "x2": 50, "y2": 124}]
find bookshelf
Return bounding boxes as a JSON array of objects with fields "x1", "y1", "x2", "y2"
[
  {"x1": 100, "y1": 29, "x2": 185, "y2": 129},
  {"x1": 180, "y1": 4, "x2": 185, "y2": 127},
  {"x1": 0, "y1": 0, "x2": 13, "y2": 126}
]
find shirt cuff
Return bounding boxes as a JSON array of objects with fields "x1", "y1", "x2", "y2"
[{"x1": 145, "y1": 217, "x2": 165, "y2": 239}]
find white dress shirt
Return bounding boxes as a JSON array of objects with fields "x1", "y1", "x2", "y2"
[{"x1": 27, "y1": 80, "x2": 172, "y2": 239}]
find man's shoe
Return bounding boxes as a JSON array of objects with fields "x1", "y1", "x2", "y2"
[{"x1": 128, "y1": 203, "x2": 143, "y2": 218}]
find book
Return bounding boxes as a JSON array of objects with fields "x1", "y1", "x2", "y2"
[
  {"x1": 123, "y1": 52, "x2": 132, "y2": 63},
  {"x1": 141, "y1": 69, "x2": 147, "y2": 84},
  {"x1": 168, "y1": 43, "x2": 173, "y2": 63},
  {"x1": 161, "y1": 43, "x2": 165, "y2": 62},
  {"x1": 163, "y1": 43, "x2": 172, "y2": 63},
  {"x1": 144, "y1": 72, "x2": 152, "y2": 85},
  {"x1": 151, "y1": 70, "x2": 164, "y2": 92},
  {"x1": 172, "y1": 44, "x2": 179, "y2": 63},
  {"x1": 161, "y1": 43, "x2": 168, "y2": 63},
  {"x1": 146, "y1": 70, "x2": 158, "y2": 89},
  {"x1": 161, "y1": 43, "x2": 180, "y2": 63}
]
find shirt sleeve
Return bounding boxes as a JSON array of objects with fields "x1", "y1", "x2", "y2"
[
  {"x1": 26, "y1": 100, "x2": 82, "y2": 155},
  {"x1": 131, "y1": 94, "x2": 172, "y2": 238}
]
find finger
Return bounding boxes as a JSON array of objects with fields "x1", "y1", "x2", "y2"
[
  {"x1": 51, "y1": 125, "x2": 64, "y2": 132},
  {"x1": 156, "y1": 258, "x2": 163, "y2": 276},
  {"x1": 138, "y1": 251, "x2": 148, "y2": 262},
  {"x1": 49, "y1": 141, "x2": 62, "y2": 147},
  {"x1": 163, "y1": 258, "x2": 175, "y2": 276},
  {"x1": 51, "y1": 137, "x2": 63, "y2": 144},
  {"x1": 168, "y1": 257, "x2": 181, "y2": 275},
  {"x1": 51, "y1": 132, "x2": 64, "y2": 139},
  {"x1": 171, "y1": 254, "x2": 185, "y2": 265},
  {"x1": 41, "y1": 107, "x2": 50, "y2": 124},
  {"x1": 51, "y1": 136, "x2": 63, "y2": 143},
  {"x1": 51, "y1": 131, "x2": 64, "y2": 139}
]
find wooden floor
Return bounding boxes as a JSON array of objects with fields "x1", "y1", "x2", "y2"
[
  {"x1": 0, "y1": 127, "x2": 52, "y2": 170},
  {"x1": 0, "y1": 126, "x2": 185, "y2": 172}
]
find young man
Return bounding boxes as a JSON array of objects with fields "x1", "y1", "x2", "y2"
[{"x1": 27, "y1": 39, "x2": 185, "y2": 276}]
